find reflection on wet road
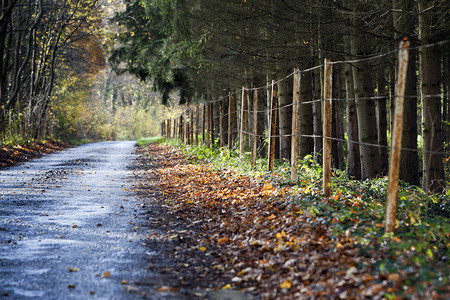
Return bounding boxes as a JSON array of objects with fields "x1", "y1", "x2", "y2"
[{"x1": 0, "y1": 141, "x2": 175, "y2": 299}]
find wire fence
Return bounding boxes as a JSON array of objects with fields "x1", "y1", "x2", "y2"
[{"x1": 161, "y1": 39, "x2": 449, "y2": 224}]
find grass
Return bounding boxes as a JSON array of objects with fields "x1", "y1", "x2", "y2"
[{"x1": 136, "y1": 136, "x2": 165, "y2": 146}]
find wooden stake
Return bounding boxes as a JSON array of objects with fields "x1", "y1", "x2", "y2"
[
  {"x1": 167, "y1": 119, "x2": 171, "y2": 139},
  {"x1": 219, "y1": 99, "x2": 224, "y2": 147},
  {"x1": 202, "y1": 103, "x2": 206, "y2": 144},
  {"x1": 190, "y1": 109, "x2": 194, "y2": 145},
  {"x1": 180, "y1": 115, "x2": 184, "y2": 143},
  {"x1": 385, "y1": 41, "x2": 410, "y2": 233},
  {"x1": 195, "y1": 105, "x2": 199, "y2": 145},
  {"x1": 240, "y1": 87, "x2": 247, "y2": 157},
  {"x1": 228, "y1": 93, "x2": 235, "y2": 149},
  {"x1": 291, "y1": 69, "x2": 301, "y2": 181},
  {"x1": 251, "y1": 89, "x2": 259, "y2": 167},
  {"x1": 268, "y1": 81, "x2": 278, "y2": 171},
  {"x1": 208, "y1": 102, "x2": 213, "y2": 147},
  {"x1": 323, "y1": 59, "x2": 333, "y2": 197}
]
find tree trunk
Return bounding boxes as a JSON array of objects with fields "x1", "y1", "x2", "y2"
[
  {"x1": 299, "y1": 71, "x2": 314, "y2": 159},
  {"x1": 344, "y1": 38, "x2": 361, "y2": 179},
  {"x1": 392, "y1": 0, "x2": 420, "y2": 185},
  {"x1": 313, "y1": 67, "x2": 322, "y2": 162},
  {"x1": 376, "y1": 69, "x2": 389, "y2": 176},
  {"x1": 418, "y1": 0, "x2": 445, "y2": 193},
  {"x1": 332, "y1": 72, "x2": 345, "y2": 170},
  {"x1": 278, "y1": 70, "x2": 292, "y2": 160},
  {"x1": 350, "y1": 34, "x2": 380, "y2": 179}
]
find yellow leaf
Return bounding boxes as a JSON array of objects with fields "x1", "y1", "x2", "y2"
[
  {"x1": 262, "y1": 183, "x2": 273, "y2": 190},
  {"x1": 67, "y1": 267, "x2": 78, "y2": 272},
  {"x1": 157, "y1": 286, "x2": 170, "y2": 292},
  {"x1": 336, "y1": 242, "x2": 343, "y2": 249},
  {"x1": 200, "y1": 246, "x2": 206, "y2": 251},
  {"x1": 388, "y1": 273, "x2": 400, "y2": 282},
  {"x1": 217, "y1": 237, "x2": 229, "y2": 244},
  {"x1": 121, "y1": 280, "x2": 128, "y2": 284},
  {"x1": 280, "y1": 280, "x2": 292, "y2": 289},
  {"x1": 222, "y1": 284, "x2": 232, "y2": 290},
  {"x1": 102, "y1": 270, "x2": 111, "y2": 278}
]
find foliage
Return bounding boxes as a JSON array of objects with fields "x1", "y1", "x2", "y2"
[
  {"x1": 136, "y1": 136, "x2": 165, "y2": 146},
  {"x1": 51, "y1": 70, "x2": 182, "y2": 142},
  {"x1": 157, "y1": 141, "x2": 450, "y2": 298}
]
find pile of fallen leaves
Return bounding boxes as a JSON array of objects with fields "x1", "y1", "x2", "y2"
[
  {"x1": 138, "y1": 143, "x2": 448, "y2": 299},
  {"x1": 0, "y1": 140, "x2": 69, "y2": 168}
]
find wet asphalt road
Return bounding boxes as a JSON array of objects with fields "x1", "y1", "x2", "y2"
[{"x1": 0, "y1": 141, "x2": 175, "y2": 299}]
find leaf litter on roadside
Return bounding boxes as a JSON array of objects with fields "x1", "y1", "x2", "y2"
[{"x1": 137, "y1": 143, "x2": 448, "y2": 299}]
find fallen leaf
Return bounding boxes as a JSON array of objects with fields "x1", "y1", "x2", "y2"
[
  {"x1": 346, "y1": 266, "x2": 358, "y2": 277},
  {"x1": 67, "y1": 267, "x2": 78, "y2": 272},
  {"x1": 121, "y1": 280, "x2": 128, "y2": 284},
  {"x1": 157, "y1": 286, "x2": 171, "y2": 292},
  {"x1": 217, "y1": 237, "x2": 229, "y2": 244},
  {"x1": 388, "y1": 273, "x2": 401, "y2": 282},
  {"x1": 199, "y1": 246, "x2": 206, "y2": 251},
  {"x1": 221, "y1": 284, "x2": 232, "y2": 290},
  {"x1": 68, "y1": 285, "x2": 76, "y2": 289},
  {"x1": 124, "y1": 285, "x2": 139, "y2": 293},
  {"x1": 72, "y1": 225, "x2": 78, "y2": 228},
  {"x1": 280, "y1": 280, "x2": 292, "y2": 289},
  {"x1": 102, "y1": 270, "x2": 111, "y2": 278}
]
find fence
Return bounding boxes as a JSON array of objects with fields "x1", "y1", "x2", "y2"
[{"x1": 160, "y1": 40, "x2": 449, "y2": 233}]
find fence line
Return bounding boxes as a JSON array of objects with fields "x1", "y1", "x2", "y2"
[{"x1": 160, "y1": 39, "x2": 449, "y2": 234}]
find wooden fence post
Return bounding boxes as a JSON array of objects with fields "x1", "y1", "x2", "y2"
[
  {"x1": 190, "y1": 109, "x2": 194, "y2": 145},
  {"x1": 385, "y1": 41, "x2": 410, "y2": 233},
  {"x1": 291, "y1": 69, "x2": 301, "y2": 181},
  {"x1": 268, "y1": 81, "x2": 278, "y2": 171},
  {"x1": 219, "y1": 99, "x2": 224, "y2": 147},
  {"x1": 167, "y1": 119, "x2": 171, "y2": 139},
  {"x1": 323, "y1": 59, "x2": 333, "y2": 197},
  {"x1": 196, "y1": 105, "x2": 199, "y2": 145},
  {"x1": 240, "y1": 87, "x2": 247, "y2": 157},
  {"x1": 208, "y1": 102, "x2": 213, "y2": 147},
  {"x1": 228, "y1": 93, "x2": 235, "y2": 149},
  {"x1": 202, "y1": 103, "x2": 206, "y2": 144},
  {"x1": 180, "y1": 115, "x2": 184, "y2": 143},
  {"x1": 251, "y1": 89, "x2": 259, "y2": 167},
  {"x1": 173, "y1": 119, "x2": 177, "y2": 139}
]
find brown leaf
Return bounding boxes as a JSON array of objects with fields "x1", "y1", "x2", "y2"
[{"x1": 102, "y1": 270, "x2": 111, "y2": 278}]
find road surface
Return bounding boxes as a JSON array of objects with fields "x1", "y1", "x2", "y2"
[{"x1": 0, "y1": 141, "x2": 180, "y2": 299}]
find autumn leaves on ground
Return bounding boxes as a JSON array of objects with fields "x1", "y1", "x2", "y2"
[{"x1": 135, "y1": 143, "x2": 448, "y2": 299}]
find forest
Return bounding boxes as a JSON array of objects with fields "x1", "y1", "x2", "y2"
[
  {"x1": 0, "y1": 0, "x2": 449, "y2": 298},
  {"x1": 109, "y1": 0, "x2": 449, "y2": 194},
  {"x1": 0, "y1": 0, "x2": 177, "y2": 145},
  {"x1": 0, "y1": 0, "x2": 448, "y2": 192}
]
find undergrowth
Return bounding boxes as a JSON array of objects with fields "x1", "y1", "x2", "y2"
[
  {"x1": 137, "y1": 136, "x2": 165, "y2": 146},
  {"x1": 162, "y1": 139, "x2": 449, "y2": 297}
]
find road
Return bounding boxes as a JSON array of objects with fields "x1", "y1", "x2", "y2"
[{"x1": 0, "y1": 141, "x2": 180, "y2": 299}]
